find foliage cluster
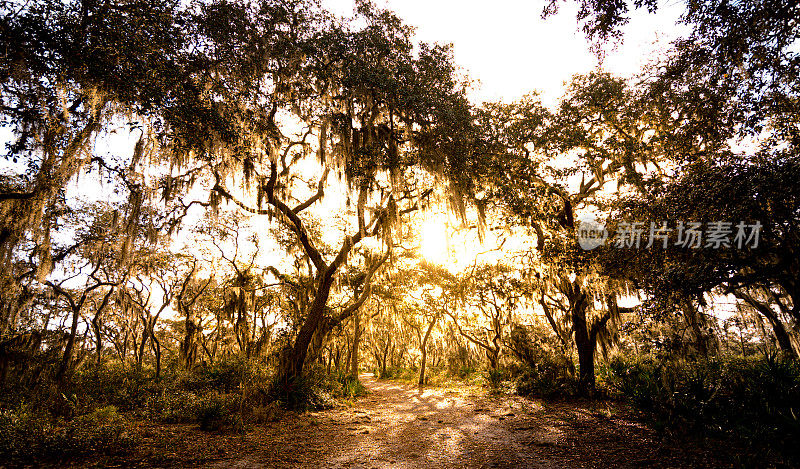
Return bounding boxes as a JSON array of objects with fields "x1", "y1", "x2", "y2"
[
  {"x1": 603, "y1": 354, "x2": 800, "y2": 460},
  {"x1": 0, "y1": 356, "x2": 369, "y2": 462},
  {"x1": 0, "y1": 405, "x2": 134, "y2": 463}
]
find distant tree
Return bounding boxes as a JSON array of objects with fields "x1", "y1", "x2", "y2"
[
  {"x1": 42, "y1": 204, "x2": 130, "y2": 380},
  {"x1": 476, "y1": 75, "x2": 648, "y2": 393},
  {"x1": 448, "y1": 264, "x2": 524, "y2": 371}
]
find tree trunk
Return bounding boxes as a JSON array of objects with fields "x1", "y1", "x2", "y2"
[
  {"x1": 149, "y1": 324, "x2": 162, "y2": 379},
  {"x1": 57, "y1": 305, "x2": 81, "y2": 381},
  {"x1": 683, "y1": 298, "x2": 710, "y2": 357},
  {"x1": 764, "y1": 311, "x2": 796, "y2": 358},
  {"x1": 571, "y1": 290, "x2": 594, "y2": 395},
  {"x1": 736, "y1": 292, "x2": 797, "y2": 359},
  {"x1": 381, "y1": 337, "x2": 390, "y2": 377},
  {"x1": 137, "y1": 318, "x2": 149, "y2": 370},
  {"x1": 154, "y1": 337, "x2": 162, "y2": 378},
  {"x1": 181, "y1": 310, "x2": 198, "y2": 368},
  {"x1": 92, "y1": 315, "x2": 103, "y2": 366},
  {"x1": 308, "y1": 316, "x2": 333, "y2": 365},
  {"x1": 418, "y1": 347, "x2": 427, "y2": 387},
  {"x1": 326, "y1": 346, "x2": 333, "y2": 374},
  {"x1": 418, "y1": 317, "x2": 437, "y2": 387},
  {"x1": 350, "y1": 310, "x2": 361, "y2": 378},
  {"x1": 487, "y1": 349, "x2": 499, "y2": 370},
  {"x1": 278, "y1": 272, "x2": 336, "y2": 384}
]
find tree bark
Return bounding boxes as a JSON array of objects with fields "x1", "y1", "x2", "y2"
[
  {"x1": 736, "y1": 292, "x2": 797, "y2": 359},
  {"x1": 418, "y1": 317, "x2": 437, "y2": 387},
  {"x1": 350, "y1": 310, "x2": 361, "y2": 378},
  {"x1": 682, "y1": 298, "x2": 710, "y2": 357},
  {"x1": 92, "y1": 315, "x2": 103, "y2": 366},
  {"x1": 381, "y1": 335, "x2": 390, "y2": 377},
  {"x1": 279, "y1": 271, "x2": 336, "y2": 384},
  {"x1": 58, "y1": 304, "x2": 81, "y2": 380},
  {"x1": 181, "y1": 310, "x2": 198, "y2": 368},
  {"x1": 570, "y1": 288, "x2": 594, "y2": 394}
]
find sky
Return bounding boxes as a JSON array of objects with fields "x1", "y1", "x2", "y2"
[{"x1": 323, "y1": 0, "x2": 687, "y2": 106}]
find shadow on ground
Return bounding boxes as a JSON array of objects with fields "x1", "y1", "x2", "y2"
[{"x1": 203, "y1": 373, "x2": 736, "y2": 469}]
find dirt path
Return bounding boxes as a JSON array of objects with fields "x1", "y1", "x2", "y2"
[{"x1": 205, "y1": 373, "x2": 733, "y2": 468}]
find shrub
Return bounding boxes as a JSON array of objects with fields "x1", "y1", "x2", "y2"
[
  {"x1": 604, "y1": 356, "x2": 663, "y2": 411},
  {"x1": 453, "y1": 365, "x2": 477, "y2": 379},
  {"x1": 484, "y1": 368, "x2": 510, "y2": 393},
  {"x1": 251, "y1": 402, "x2": 284, "y2": 423},
  {"x1": 144, "y1": 389, "x2": 204, "y2": 423},
  {"x1": 180, "y1": 358, "x2": 247, "y2": 393},
  {"x1": 515, "y1": 354, "x2": 577, "y2": 398},
  {"x1": 197, "y1": 393, "x2": 240, "y2": 431},
  {"x1": 338, "y1": 374, "x2": 366, "y2": 399},
  {"x1": 263, "y1": 369, "x2": 333, "y2": 410},
  {"x1": 67, "y1": 406, "x2": 134, "y2": 453},
  {"x1": 603, "y1": 354, "x2": 800, "y2": 461},
  {"x1": 261, "y1": 366, "x2": 375, "y2": 410},
  {"x1": 0, "y1": 404, "x2": 135, "y2": 463},
  {"x1": 376, "y1": 366, "x2": 413, "y2": 380},
  {"x1": 72, "y1": 364, "x2": 160, "y2": 413}
]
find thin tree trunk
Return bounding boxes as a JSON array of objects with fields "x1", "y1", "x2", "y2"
[
  {"x1": 58, "y1": 305, "x2": 81, "y2": 380},
  {"x1": 350, "y1": 310, "x2": 361, "y2": 378},
  {"x1": 92, "y1": 315, "x2": 103, "y2": 366},
  {"x1": 381, "y1": 335, "x2": 390, "y2": 377},
  {"x1": 149, "y1": 323, "x2": 162, "y2": 379},
  {"x1": 279, "y1": 272, "x2": 336, "y2": 384},
  {"x1": 683, "y1": 298, "x2": 709, "y2": 357},
  {"x1": 418, "y1": 317, "x2": 437, "y2": 387}
]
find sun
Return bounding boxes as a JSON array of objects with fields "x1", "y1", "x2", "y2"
[{"x1": 419, "y1": 218, "x2": 451, "y2": 264}]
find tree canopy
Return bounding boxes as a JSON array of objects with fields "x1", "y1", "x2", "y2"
[{"x1": 1, "y1": 0, "x2": 800, "y2": 465}]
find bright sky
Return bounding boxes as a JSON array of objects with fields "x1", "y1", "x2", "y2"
[{"x1": 323, "y1": 0, "x2": 686, "y2": 106}]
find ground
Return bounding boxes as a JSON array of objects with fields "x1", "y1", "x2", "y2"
[{"x1": 68, "y1": 373, "x2": 748, "y2": 468}]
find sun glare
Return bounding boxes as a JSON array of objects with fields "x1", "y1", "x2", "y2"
[{"x1": 419, "y1": 219, "x2": 451, "y2": 264}]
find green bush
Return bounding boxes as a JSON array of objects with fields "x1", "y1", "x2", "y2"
[
  {"x1": 67, "y1": 406, "x2": 134, "y2": 453},
  {"x1": 72, "y1": 364, "x2": 161, "y2": 412},
  {"x1": 69, "y1": 358, "x2": 275, "y2": 425},
  {"x1": 452, "y1": 365, "x2": 477, "y2": 379},
  {"x1": 0, "y1": 405, "x2": 135, "y2": 463},
  {"x1": 484, "y1": 367, "x2": 511, "y2": 393},
  {"x1": 197, "y1": 393, "x2": 240, "y2": 431},
  {"x1": 180, "y1": 358, "x2": 247, "y2": 393},
  {"x1": 262, "y1": 367, "x2": 374, "y2": 410},
  {"x1": 603, "y1": 354, "x2": 800, "y2": 459},
  {"x1": 376, "y1": 366, "x2": 418, "y2": 381},
  {"x1": 338, "y1": 374, "x2": 366, "y2": 399},
  {"x1": 144, "y1": 389, "x2": 204, "y2": 423},
  {"x1": 515, "y1": 355, "x2": 577, "y2": 398},
  {"x1": 263, "y1": 368, "x2": 337, "y2": 410}
]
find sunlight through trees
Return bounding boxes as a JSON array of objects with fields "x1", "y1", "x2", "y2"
[{"x1": 1, "y1": 0, "x2": 799, "y2": 465}]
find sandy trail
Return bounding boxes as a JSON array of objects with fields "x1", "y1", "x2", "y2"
[
  {"x1": 206, "y1": 373, "x2": 728, "y2": 469},
  {"x1": 309, "y1": 374, "x2": 552, "y2": 468}
]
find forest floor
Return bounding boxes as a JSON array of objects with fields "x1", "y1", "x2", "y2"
[{"x1": 74, "y1": 373, "x2": 751, "y2": 468}]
